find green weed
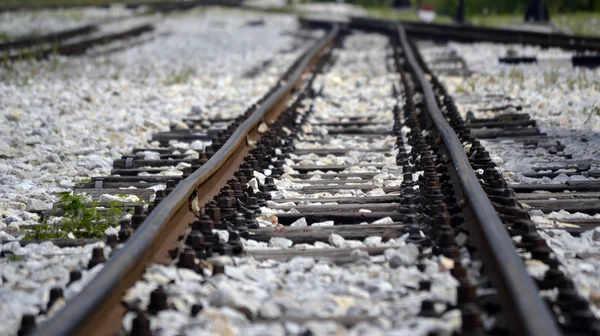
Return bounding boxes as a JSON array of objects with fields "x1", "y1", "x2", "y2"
[
  {"x1": 24, "y1": 193, "x2": 128, "y2": 240},
  {"x1": 544, "y1": 67, "x2": 560, "y2": 85},
  {"x1": 165, "y1": 66, "x2": 196, "y2": 85},
  {"x1": 51, "y1": 41, "x2": 59, "y2": 71},
  {"x1": 508, "y1": 67, "x2": 524, "y2": 85},
  {"x1": 467, "y1": 80, "x2": 475, "y2": 92},
  {"x1": 578, "y1": 70, "x2": 589, "y2": 90},
  {"x1": 4, "y1": 255, "x2": 25, "y2": 262}
]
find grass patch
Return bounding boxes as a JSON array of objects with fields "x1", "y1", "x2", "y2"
[
  {"x1": 543, "y1": 67, "x2": 560, "y2": 85},
  {"x1": 366, "y1": 7, "x2": 453, "y2": 24},
  {"x1": 0, "y1": 32, "x2": 10, "y2": 42},
  {"x1": 24, "y1": 192, "x2": 128, "y2": 240},
  {"x1": 577, "y1": 70, "x2": 591, "y2": 90},
  {"x1": 508, "y1": 67, "x2": 524, "y2": 85},
  {"x1": 552, "y1": 12, "x2": 600, "y2": 37},
  {"x1": 165, "y1": 66, "x2": 196, "y2": 85},
  {"x1": 4, "y1": 255, "x2": 25, "y2": 262},
  {"x1": 469, "y1": 14, "x2": 521, "y2": 27}
]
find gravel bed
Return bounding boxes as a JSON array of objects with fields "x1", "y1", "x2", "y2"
[
  {"x1": 0, "y1": 8, "x2": 310, "y2": 232},
  {"x1": 420, "y1": 41, "x2": 600, "y2": 318},
  {"x1": 0, "y1": 8, "x2": 320, "y2": 335},
  {"x1": 423, "y1": 42, "x2": 600, "y2": 132},
  {"x1": 122, "y1": 32, "x2": 463, "y2": 336},
  {"x1": 244, "y1": 32, "x2": 401, "y2": 248},
  {"x1": 0, "y1": 6, "x2": 137, "y2": 40},
  {"x1": 245, "y1": 0, "x2": 367, "y2": 19}
]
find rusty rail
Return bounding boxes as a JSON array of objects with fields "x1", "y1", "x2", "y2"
[
  {"x1": 396, "y1": 24, "x2": 561, "y2": 336},
  {"x1": 302, "y1": 16, "x2": 600, "y2": 52},
  {"x1": 31, "y1": 23, "x2": 340, "y2": 336}
]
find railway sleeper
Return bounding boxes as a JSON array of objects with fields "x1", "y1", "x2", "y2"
[{"x1": 427, "y1": 57, "x2": 598, "y2": 333}]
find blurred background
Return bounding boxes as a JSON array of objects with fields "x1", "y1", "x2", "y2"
[{"x1": 0, "y1": 0, "x2": 598, "y2": 36}]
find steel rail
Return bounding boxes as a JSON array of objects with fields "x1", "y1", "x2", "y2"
[
  {"x1": 0, "y1": 0, "x2": 242, "y2": 13},
  {"x1": 0, "y1": 25, "x2": 97, "y2": 53},
  {"x1": 3, "y1": 24, "x2": 154, "y2": 63},
  {"x1": 32, "y1": 23, "x2": 340, "y2": 336},
  {"x1": 303, "y1": 16, "x2": 600, "y2": 52},
  {"x1": 400, "y1": 19, "x2": 600, "y2": 52},
  {"x1": 397, "y1": 24, "x2": 561, "y2": 336}
]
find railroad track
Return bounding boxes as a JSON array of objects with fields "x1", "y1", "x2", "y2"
[
  {"x1": 0, "y1": 25, "x2": 98, "y2": 54},
  {"x1": 0, "y1": 0, "x2": 242, "y2": 13},
  {"x1": 415, "y1": 45, "x2": 600, "y2": 335},
  {"x1": 350, "y1": 17, "x2": 600, "y2": 53},
  {"x1": 0, "y1": 22, "x2": 155, "y2": 63},
  {"x1": 6, "y1": 15, "x2": 600, "y2": 336},
  {"x1": 418, "y1": 34, "x2": 600, "y2": 334},
  {"x1": 0, "y1": 1, "x2": 245, "y2": 63},
  {"x1": 10, "y1": 23, "x2": 334, "y2": 336}
]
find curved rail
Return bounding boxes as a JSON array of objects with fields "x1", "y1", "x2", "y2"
[
  {"x1": 397, "y1": 24, "x2": 560, "y2": 336},
  {"x1": 400, "y1": 19, "x2": 600, "y2": 52},
  {"x1": 32, "y1": 24, "x2": 340, "y2": 336},
  {"x1": 303, "y1": 16, "x2": 600, "y2": 52}
]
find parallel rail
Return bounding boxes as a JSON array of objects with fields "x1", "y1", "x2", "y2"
[
  {"x1": 2, "y1": 24, "x2": 154, "y2": 63},
  {"x1": 0, "y1": 25, "x2": 97, "y2": 53},
  {"x1": 303, "y1": 16, "x2": 600, "y2": 52},
  {"x1": 32, "y1": 16, "x2": 576, "y2": 336},
  {"x1": 400, "y1": 19, "x2": 600, "y2": 52},
  {"x1": 0, "y1": 1, "x2": 244, "y2": 63},
  {"x1": 396, "y1": 24, "x2": 560, "y2": 336},
  {"x1": 31, "y1": 24, "x2": 340, "y2": 336},
  {"x1": 0, "y1": 0, "x2": 242, "y2": 13}
]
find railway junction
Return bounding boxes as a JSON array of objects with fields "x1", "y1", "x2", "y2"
[{"x1": 0, "y1": 1, "x2": 599, "y2": 335}]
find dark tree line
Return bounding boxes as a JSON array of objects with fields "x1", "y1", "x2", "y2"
[{"x1": 428, "y1": 0, "x2": 599, "y2": 15}]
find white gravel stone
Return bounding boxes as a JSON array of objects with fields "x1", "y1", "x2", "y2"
[
  {"x1": 421, "y1": 40, "x2": 600, "y2": 319},
  {"x1": 24, "y1": 199, "x2": 50, "y2": 212},
  {"x1": 290, "y1": 217, "x2": 307, "y2": 227},
  {"x1": 364, "y1": 236, "x2": 383, "y2": 247},
  {"x1": 311, "y1": 220, "x2": 334, "y2": 227},
  {"x1": 120, "y1": 31, "x2": 462, "y2": 336},
  {"x1": 258, "y1": 300, "x2": 282, "y2": 319},
  {"x1": 372, "y1": 217, "x2": 394, "y2": 225},
  {"x1": 0, "y1": 8, "x2": 322, "y2": 334},
  {"x1": 328, "y1": 233, "x2": 345, "y2": 247},
  {"x1": 0, "y1": 6, "x2": 136, "y2": 40},
  {"x1": 287, "y1": 256, "x2": 316, "y2": 271},
  {"x1": 214, "y1": 230, "x2": 229, "y2": 244},
  {"x1": 268, "y1": 237, "x2": 293, "y2": 249}
]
